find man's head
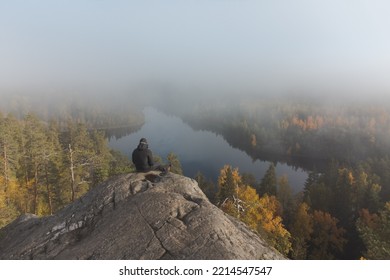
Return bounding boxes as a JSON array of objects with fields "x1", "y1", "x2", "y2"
[
  {"x1": 139, "y1": 138, "x2": 148, "y2": 145},
  {"x1": 136, "y1": 138, "x2": 149, "y2": 151}
]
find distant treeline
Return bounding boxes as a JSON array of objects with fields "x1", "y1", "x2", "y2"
[
  {"x1": 0, "y1": 92, "x2": 145, "y2": 129},
  {"x1": 179, "y1": 99, "x2": 390, "y2": 165},
  {"x1": 155, "y1": 96, "x2": 390, "y2": 197}
]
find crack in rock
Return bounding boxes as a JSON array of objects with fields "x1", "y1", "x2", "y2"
[
  {"x1": 182, "y1": 194, "x2": 204, "y2": 207},
  {"x1": 135, "y1": 204, "x2": 169, "y2": 259}
]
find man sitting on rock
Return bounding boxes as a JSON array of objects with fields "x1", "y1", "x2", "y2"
[{"x1": 132, "y1": 138, "x2": 170, "y2": 174}]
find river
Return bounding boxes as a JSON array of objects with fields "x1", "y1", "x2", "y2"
[{"x1": 108, "y1": 107, "x2": 308, "y2": 192}]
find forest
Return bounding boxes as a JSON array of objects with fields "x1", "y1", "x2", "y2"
[
  {"x1": 195, "y1": 161, "x2": 390, "y2": 260},
  {"x1": 0, "y1": 92, "x2": 145, "y2": 130},
  {"x1": 1, "y1": 94, "x2": 390, "y2": 260},
  {"x1": 0, "y1": 111, "x2": 136, "y2": 228},
  {"x1": 178, "y1": 97, "x2": 390, "y2": 168},
  {"x1": 153, "y1": 94, "x2": 390, "y2": 260}
]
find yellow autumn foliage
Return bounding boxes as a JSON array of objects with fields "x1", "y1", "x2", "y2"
[
  {"x1": 257, "y1": 194, "x2": 292, "y2": 255},
  {"x1": 0, "y1": 176, "x2": 20, "y2": 228},
  {"x1": 218, "y1": 165, "x2": 242, "y2": 187},
  {"x1": 217, "y1": 165, "x2": 292, "y2": 255}
]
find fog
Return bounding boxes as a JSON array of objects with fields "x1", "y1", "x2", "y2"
[{"x1": 1, "y1": 0, "x2": 390, "y2": 102}]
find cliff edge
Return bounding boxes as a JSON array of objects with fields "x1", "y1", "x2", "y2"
[{"x1": 0, "y1": 172, "x2": 285, "y2": 260}]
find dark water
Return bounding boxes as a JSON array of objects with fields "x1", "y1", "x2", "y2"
[{"x1": 108, "y1": 107, "x2": 308, "y2": 192}]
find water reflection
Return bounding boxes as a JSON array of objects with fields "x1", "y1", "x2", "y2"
[
  {"x1": 103, "y1": 124, "x2": 143, "y2": 141},
  {"x1": 108, "y1": 107, "x2": 308, "y2": 192}
]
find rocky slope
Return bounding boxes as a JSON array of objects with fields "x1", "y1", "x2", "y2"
[{"x1": 0, "y1": 172, "x2": 285, "y2": 260}]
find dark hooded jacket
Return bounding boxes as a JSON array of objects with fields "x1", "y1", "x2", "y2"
[{"x1": 132, "y1": 140, "x2": 154, "y2": 172}]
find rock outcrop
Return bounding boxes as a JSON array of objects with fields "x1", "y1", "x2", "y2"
[{"x1": 0, "y1": 172, "x2": 285, "y2": 260}]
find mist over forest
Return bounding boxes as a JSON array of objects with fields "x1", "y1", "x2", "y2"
[
  {"x1": 1, "y1": 0, "x2": 390, "y2": 126},
  {"x1": 1, "y1": 1, "x2": 390, "y2": 260}
]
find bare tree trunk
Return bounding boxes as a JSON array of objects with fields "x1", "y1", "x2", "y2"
[
  {"x1": 235, "y1": 184, "x2": 240, "y2": 219},
  {"x1": 45, "y1": 166, "x2": 53, "y2": 215},
  {"x1": 33, "y1": 164, "x2": 39, "y2": 215},
  {"x1": 24, "y1": 162, "x2": 29, "y2": 214},
  {"x1": 69, "y1": 144, "x2": 76, "y2": 202}
]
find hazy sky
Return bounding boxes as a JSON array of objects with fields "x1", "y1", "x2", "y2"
[{"x1": 1, "y1": 0, "x2": 390, "y2": 97}]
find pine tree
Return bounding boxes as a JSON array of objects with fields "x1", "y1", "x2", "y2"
[
  {"x1": 0, "y1": 114, "x2": 22, "y2": 207},
  {"x1": 0, "y1": 114, "x2": 22, "y2": 227},
  {"x1": 108, "y1": 150, "x2": 134, "y2": 176},
  {"x1": 22, "y1": 113, "x2": 49, "y2": 214},
  {"x1": 62, "y1": 122, "x2": 95, "y2": 202},
  {"x1": 332, "y1": 168, "x2": 355, "y2": 227},
  {"x1": 217, "y1": 165, "x2": 240, "y2": 204},
  {"x1": 90, "y1": 130, "x2": 113, "y2": 186},
  {"x1": 258, "y1": 163, "x2": 277, "y2": 196},
  {"x1": 42, "y1": 120, "x2": 64, "y2": 214},
  {"x1": 194, "y1": 171, "x2": 216, "y2": 203},
  {"x1": 277, "y1": 175, "x2": 295, "y2": 226},
  {"x1": 303, "y1": 171, "x2": 332, "y2": 212}
]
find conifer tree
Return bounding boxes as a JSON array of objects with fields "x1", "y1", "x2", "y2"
[
  {"x1": 108, "y1": 150, "x2": 134, "y2": 176},
  {"x1": 42, "y1": 120, "x2": 64, "y2": 214},
  {"x1": 0, "y1": 114, "x2": 22, "y2": 227},
  {"x1": 63, "y1": 122, "x2": 95, "y2": 202},
  {"x1": 90, "y1": 130, "x2": 113, "y2": 186},
  {"x1": 217, "y1": 165, "x2": 239, "y2": 204},
  {"x1": 332, "y1": 168, "x2": 355, "y2": 228},
  {"x1": 194, "y1": 171, "x2": 216, "y2": 203},
  {"x1": 303, "y1": 171, "x2": 332, "y2": 212},
  {"x1": 277, "y1": 175, "x2": 295, "y2": 226},
  {"x1": 0, "y1": 114, "x2": 21, "y2": 207},
  {"x1": 258, "y1": 163, "x2": 277, "y2": 196},
  {"x1": 22, "y1": 113, "x2": 49, "y2": 214}
]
